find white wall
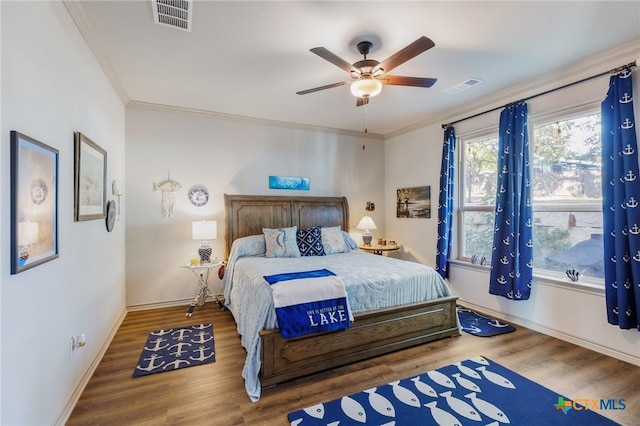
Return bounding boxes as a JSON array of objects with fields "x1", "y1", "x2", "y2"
[
  {"x1": 384, "y1": 125, "x2": 444, "y2": 266},
  {"x1": 1, "y1": 2, "x2": 126, "y2": 425},
  {"x1": 385, "y1": 44, "x2": 640, "y2": 365},
  {"x1": 125, "y1": 105, "x2": 385, "y2": 307}
]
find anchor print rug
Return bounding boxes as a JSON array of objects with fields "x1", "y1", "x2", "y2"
[
  {"x1": 133, "y1": 323, "x2": 215, "y2": 378},
  {"x1": 288, "y1": 356, "x2": 618, "y2": 425},
  {"x1": 457, "y1": 307, "x2": 516, "y2": 337}
]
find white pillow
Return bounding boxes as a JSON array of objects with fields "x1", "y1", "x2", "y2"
[
  {"x1": 262, "y1": 226, "x2": 301, "y2": 258},
  {"x1": 321, "y1": 226, "x2": 348, "y2": 254},
  {"x1": 230, "y1": 234, "x2": 266, "y2": 257}
]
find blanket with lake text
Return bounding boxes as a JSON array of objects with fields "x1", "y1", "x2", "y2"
[{"x1": 264, "y1": 269, "x2": 353, "y2": 339}]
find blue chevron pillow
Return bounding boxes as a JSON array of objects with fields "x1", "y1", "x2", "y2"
[{"x1": 296, "y1": 226, "x2": 326, "y2": 256}]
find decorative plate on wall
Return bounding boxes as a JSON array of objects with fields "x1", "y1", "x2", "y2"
[
  {"x1": 106, "y1": 200, "x2": 116, "y2": 232},
  {"x1": 188, "y1": 185, "x2": 209, "y2": 206}
]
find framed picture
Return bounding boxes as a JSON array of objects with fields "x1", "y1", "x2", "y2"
[
  {"x1": 74, "y1": 132, "x2": 107, "y2": 221},
  {"x1": 397, "y1": 186, "x2": 431, "y2": 218},
  {"x1": 10, "y1": 131, "x2": 59, "y2": 274}
]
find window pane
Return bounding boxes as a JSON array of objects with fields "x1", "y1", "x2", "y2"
[
  {"x1": 533, "y1": 211, "x2": 603, "y2": 279},
  {"x1": 463, "y1": 137, "x2": 498, "y2": 206},
  {"x1": 532, "y1": 115, "x2": 602, "y2": 204},
  {"x1": 459, "y1": 110, "x2": 603, "y2": 283},
  {"x1": 461, "y1": 211, "x2": 494, "y2": 261}
]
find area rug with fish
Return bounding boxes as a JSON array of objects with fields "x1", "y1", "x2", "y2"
[
  {"x1": 132, "y1": 323, "x2": 215, "y2": 378},
  {"x1": 456, "y1": 307, "x2": 516, "y2": 337},
  {"x1": 288, "y1": 356, "x2": 618, "y2": 425}
]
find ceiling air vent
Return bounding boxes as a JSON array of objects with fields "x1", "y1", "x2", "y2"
[
  {"x1": 443, "y1": 78, "x2": 484, "y2": 95},
  {"x1": 151, "y1": 0, "x2": 193, "y2": 32}
]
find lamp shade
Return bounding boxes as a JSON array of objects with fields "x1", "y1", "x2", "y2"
[
  {"x1": 356, "y1": 216, "x2": 377, "y2": 230},
  {"x1": 192, "y1": 220, "x2": 217, "y2": 241},
  {"x1": 350, "y1": 78, "x2": 382, "y2": 98},
  {"x1": 18, "y1": 221, "x2": 39, "y2": 245}
]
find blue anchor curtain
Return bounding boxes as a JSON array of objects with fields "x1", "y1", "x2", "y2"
[
  {"x1": 435, "y1": 126, "x2": 456, "y2": 278},
  {"x1": 489, "y1": 102, "x2": 533, "y2": 300},
  {"x1": 601, "y1": 68, "x2": 640, "y2": 330}
]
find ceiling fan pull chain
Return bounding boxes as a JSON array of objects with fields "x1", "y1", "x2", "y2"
[{"x1": 363, "y1": 102, "x2": 368, "y2": 133}]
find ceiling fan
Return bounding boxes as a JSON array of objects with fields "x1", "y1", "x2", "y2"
[{"x1": 296, "y1": 36, "x2": 437, "y2": 106}]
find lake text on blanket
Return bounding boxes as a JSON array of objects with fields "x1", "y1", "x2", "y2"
[{"x1": 307, "y1": 304, "x2": 348, "y2": 326}]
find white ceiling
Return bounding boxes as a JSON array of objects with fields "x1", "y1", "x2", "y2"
[{"x1": 73, "y1": 1, "x2": 640, "y2": 136}]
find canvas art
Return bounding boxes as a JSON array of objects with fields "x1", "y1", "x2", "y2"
[
  {"x1": 269, "y1": 175, "x2": 310, "y2": 190},
  {"x1": 397, "y1": 186, "x2": 431, "y2": 218}
]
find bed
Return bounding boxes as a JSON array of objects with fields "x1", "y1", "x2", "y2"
[{"x1": 222, "y1": 194, "x2": 459, "y2": 401}]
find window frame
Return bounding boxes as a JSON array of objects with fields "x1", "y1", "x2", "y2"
[{"x1": 456, "y1": 101, "x2": 604, "y2": 285}]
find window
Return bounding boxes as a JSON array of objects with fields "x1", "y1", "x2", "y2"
[{"x1": 459, "y1": 108, "x2": 603, "y2": 281}]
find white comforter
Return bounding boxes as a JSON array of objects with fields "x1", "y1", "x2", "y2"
[{"x1": 222, "y1": 237, "x2": 451, "y2": 402}]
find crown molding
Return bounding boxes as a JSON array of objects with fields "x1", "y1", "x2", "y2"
[
  {"x1": 62, "y1": 0, "x2": 130, "y2": 106},
  {"x1": 127, "y1": 100, "x2": 385, "y2": 140},
  {"x1": 385, "y1": 40, "x2": 640, "y2": 139}
]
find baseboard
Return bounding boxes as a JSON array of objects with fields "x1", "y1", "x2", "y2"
[
  {"x1": 127, "y1": 296, "x2": 223, "y2": 312},
  {"x1": 458, "y1": 300, "x2": 640, "y2": 367},
  {"x1": 54, "y1": 307, "x2": 128, "y2": 426}
]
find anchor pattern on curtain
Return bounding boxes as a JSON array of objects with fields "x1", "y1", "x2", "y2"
[
  {"x1": 601, "y1": 68, "x2": 640, "y2": 330},
  {"x1": 435, "y1": 127, "x2": 456, "y2": 278},
  {"x1": 489, "y1": 102, "x2": 533, "y2": 300}
]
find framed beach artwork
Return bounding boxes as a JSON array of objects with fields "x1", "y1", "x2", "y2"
[
  {"x1": 74, "y1": 132, "x2": 107, "y2": 221},
  {"x1": 396, "y1": 186, "x2": 431, "y2": 218},
  {"x1": 10, "y1": 131, "x2": 59, "y2": 274}
]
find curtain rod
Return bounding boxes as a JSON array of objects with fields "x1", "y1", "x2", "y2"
[{"x1": 441, "y1": 59, "x2": 639, "y2": 129}]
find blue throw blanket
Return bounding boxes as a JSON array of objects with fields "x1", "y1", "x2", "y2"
[{"x1": 263, "y1": 269, "x2": 353, "y2": 339}]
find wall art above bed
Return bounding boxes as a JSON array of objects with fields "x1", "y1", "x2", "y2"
[
  {"x1": 269, "y1": 175, "x2": 310, "y2": 190},
  {"x1": 397, "y1": 185, "x2": 431, "y2": 218}
]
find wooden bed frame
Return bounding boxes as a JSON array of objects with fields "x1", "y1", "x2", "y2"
[{"x1": 224, "y1": 194, "x2": 459, "y2": 389}]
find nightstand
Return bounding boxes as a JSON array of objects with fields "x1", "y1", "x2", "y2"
[
  {"x1": 359, "y1": 244, "x2": 400, "y2": 255},
  {"x1": 180, "y1": 261, "x2": 225, "y2": 317}
]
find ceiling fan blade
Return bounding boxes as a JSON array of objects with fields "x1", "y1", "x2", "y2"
[
  {"x1": 356, "y1": 97, "x2": 369, "y2": 107},
  {"x1": 310, "y1": 47, "x2": 360, "y2": 74},
  {"x1": 377, "y1": 36, "x2": 435, "y2": 73},
  {"x1": 296, "y1": 81, "x2": 350, "y2": 95},
  {"x1": 383, "y1": 75, "x2": 437, "y2": 88}
]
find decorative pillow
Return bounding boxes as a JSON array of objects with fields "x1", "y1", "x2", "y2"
[
  {"x1": 230, "y1": 234, "x2": 266, "y2": 257},
  {"x1": 263, "y1": 226, "x2": 301, "y2": 258},
  {"x1": 342, "y1": 231, "x2": 358, "y2": 251},
  {"x1": 321, "y1": 226, "x2": 348, "y2": 254},
  {"x1": 296, "y1": 227, "x2": 326, "y2": 256}
]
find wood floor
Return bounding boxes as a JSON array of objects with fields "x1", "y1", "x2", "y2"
[{"x1": 67, "y1": 303, "x2": 640, "y2": 425}]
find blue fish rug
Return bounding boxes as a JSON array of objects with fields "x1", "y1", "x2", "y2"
[
  {"x1": 132, "y1": 323, "x2": 215, "y2": 377},
  {"x1": 288, "y1": 356, "x2": 619, "y2": 425},
  {"x1": 457, "y1": 307, "x2": 516, "y2": 337}
]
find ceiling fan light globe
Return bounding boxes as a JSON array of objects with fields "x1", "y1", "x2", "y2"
[{"x1": 350, "y1": 78, "x2": 382, "y2": 98}]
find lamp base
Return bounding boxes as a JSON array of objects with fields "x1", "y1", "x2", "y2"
[
  {"x1": 198, "y1": 242, "x2": 212, "y2": 264},
  {"x1": 362, "y1": 231, "x2": 372, "y2": 247}
]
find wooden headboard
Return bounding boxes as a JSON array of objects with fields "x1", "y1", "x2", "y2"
[{"x1": 224, "y1": 194, "x2": 350, "y2": 257}]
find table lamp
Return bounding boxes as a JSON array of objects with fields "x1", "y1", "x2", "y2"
[
  {"x1": 192, "y1": 219, "x2": 217, "y2": 264},
  {"x1": 356, "y1": 216, "x2": 377, "y2": 246}
]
